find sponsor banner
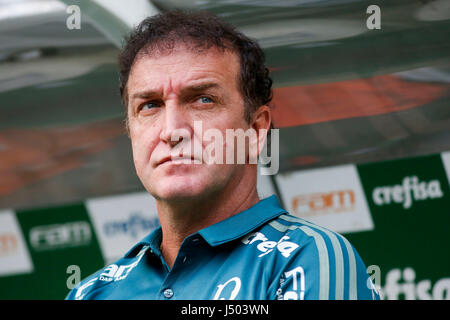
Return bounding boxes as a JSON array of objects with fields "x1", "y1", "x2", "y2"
[
  {"x1": 357, "y1": 153, "x2": 449, "y2": 214},
  {"x1": 345, "y1": 154, "x2": 450, "y2": 299},
  {"x1": 0, "y1": 152, "x2": 448, "y2": 299},
  {"x1": 0, "y1": 210, "x2": 33, "y2": 277},
  {"x1": 441, "y1": 151, "x2": 450, "y2": 188},
  {"x1": 2, "y1": 203, "x2": 105, "y2": 299},
  {"x1": 29, "y1": 221, "x2": 92, "y2": 251},
  {"x1": 379, "y1": 266, "x2": 450, "y2": 300},
  {"x1": 85, "y1": 192, "x2": 160, "y2": 264},
  {"x1": 275, "y1": 164, "x2": 374, "y2": 234}
]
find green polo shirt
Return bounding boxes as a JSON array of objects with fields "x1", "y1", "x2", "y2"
[{"x1": 66, "y1": 195, "x2": 380, "y2": 300}]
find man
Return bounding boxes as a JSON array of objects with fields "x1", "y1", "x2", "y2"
[{"x1": 66, "y1": 10, "x2": 379, "y2": 300}]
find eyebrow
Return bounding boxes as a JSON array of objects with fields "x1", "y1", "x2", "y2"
[
  {"x1": 184, "y1": 82, "x2": 220, "y2": 92},
  {"x1": 129, "y1": 82, "x2": 221, "y2": 103}
]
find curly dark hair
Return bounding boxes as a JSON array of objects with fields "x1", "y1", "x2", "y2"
[{"x1": 118, "y1": 10, "x2": 273, "y2": 124}]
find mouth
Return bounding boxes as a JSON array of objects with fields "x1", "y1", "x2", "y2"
[{"x1": 157, "y1": 155, "x2": 198, "y2": 166}]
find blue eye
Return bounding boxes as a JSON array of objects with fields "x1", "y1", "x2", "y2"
[
  {"x1": 142, "y1": 102, "x2": 159, "y2": 110},
  {"x1": 199, "y1": 96, "x2": 213, "y2": 103}
]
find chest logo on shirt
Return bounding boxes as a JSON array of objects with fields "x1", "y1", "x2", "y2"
[
  {"x1": 98, "y1": 245, "x2": 148, "y2": 282},
  {"x1": 241, "y1": 232, "x2": 299, "y2": 258},
  {"x1": 213, "y1": 277, "x2": 241, "y2": 300},
  {"x1": 74, "y1": 245, "x2": 150, "y2": 299}
]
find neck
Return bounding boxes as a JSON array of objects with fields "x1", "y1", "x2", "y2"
[{"x1": 156, "y1": 166, "x2": 259, "y2": 268}]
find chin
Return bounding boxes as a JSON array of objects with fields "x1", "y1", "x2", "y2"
[
  {"x1": 141, "y1": 163, "x2": 234, "y2": 202},
  {"x1": 149, "y1": 175, "x2": 217, "y2": 202}
]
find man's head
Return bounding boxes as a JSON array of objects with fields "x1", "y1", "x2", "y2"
[
  {"x1": 118, "y1": 10, "x2": 273, "y2": 202},
  {"x1": 119, "y1": 10, "x2": 273, "y2": 126}
]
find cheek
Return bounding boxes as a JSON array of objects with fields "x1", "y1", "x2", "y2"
[
  {"x1": 131, "y1": 140, "x2": 146, "y2": 177},
  {"x1": 130, "y1": 127, "x2": 158, "y2": 170}
]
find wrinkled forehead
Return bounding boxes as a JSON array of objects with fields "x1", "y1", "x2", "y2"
[
  {"x1": 137, "y1": 34, "x2": 234, "y2": 59},
  {"x1": 125, "y1": 42, "x2": 241, "y2": 102}
]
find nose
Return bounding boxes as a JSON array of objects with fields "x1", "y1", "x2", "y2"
[{"x1": 159, "y1": 102, "x2": 192, "y2": 147}]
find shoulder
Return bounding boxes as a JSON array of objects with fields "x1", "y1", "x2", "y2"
[
  {"x1": 65, "y1": 243, "x2": 150, "y2": 300},
  {"x1": 262, "y1": 213, "x2": 380, "y2": 300},
  {"x1": 263, "y1": 213, "x2": 353, "y2": 255}
]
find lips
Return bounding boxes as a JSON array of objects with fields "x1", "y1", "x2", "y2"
[{"x1": 157, "y1": 155, "x2": 198, "y2": 166}]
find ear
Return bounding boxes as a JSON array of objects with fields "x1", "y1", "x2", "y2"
[{"x1": 251, "y1": 105, "x2": 272, "y2": 156}]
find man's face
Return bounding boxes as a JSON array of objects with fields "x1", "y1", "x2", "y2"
[{"x1": 126, "y1": 46, "x2": 251, "y2": 202}]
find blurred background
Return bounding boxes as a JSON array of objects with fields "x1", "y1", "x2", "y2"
[{"x1": 0, "y1": 0, "x2": 449, "y2": 299}]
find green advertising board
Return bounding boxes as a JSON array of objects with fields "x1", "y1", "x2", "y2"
[
  {"x1": 0, "y1": 152, "x2": 449, "y2": 299},
  {"x1": 0, "y1": 204, "x2": 104, "y2": 299},
  {"x1": 347, "y1": 154, "x2": 450, "y2": 300}
]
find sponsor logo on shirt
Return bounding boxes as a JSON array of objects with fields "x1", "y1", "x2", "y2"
[
  {"x1": 98, "y1": 245, "x2": 148, "y2": 282},
  {"x1": 241, "y1": 232, "x2": 299, "y2": 258},
  {"x1": 74, "y1": 245, "x2": 149, "y2": 300},
  {"x1": 74, "y1": 277, "x2": 98, "y2": 300},
  {"x1": 276, "y1": 266, "x2": 305, "y2": 300},
  {"x1": 213, "y1": 277, "x2": 242, "y2": 300}
]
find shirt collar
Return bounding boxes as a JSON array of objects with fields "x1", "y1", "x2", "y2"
[
  {"x1": 126, "y1": 194, "x2": 286, "y2": 256},
  {"x1": 124, "y1": 225, "x2": 162, "y2": 258},
  {"x1": 198, "y1": 194, "x2": 286, "y2": 246}
]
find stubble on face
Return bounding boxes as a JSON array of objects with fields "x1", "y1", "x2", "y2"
[{"x1": 126, "y1": 45, "x2": 251, "y2": 205}]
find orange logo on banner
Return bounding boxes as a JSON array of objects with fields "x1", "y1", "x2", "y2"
[
  {"x1": 0, "y1": 233, "x2": 18, "y2": 256},
  {"x1": 292, "y1": 190, "x2": 356, "y2": 217}
]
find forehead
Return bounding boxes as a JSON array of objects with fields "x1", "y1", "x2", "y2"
[{"x1": 127, "y1": 45, "x2": 241, "y2": 96}]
